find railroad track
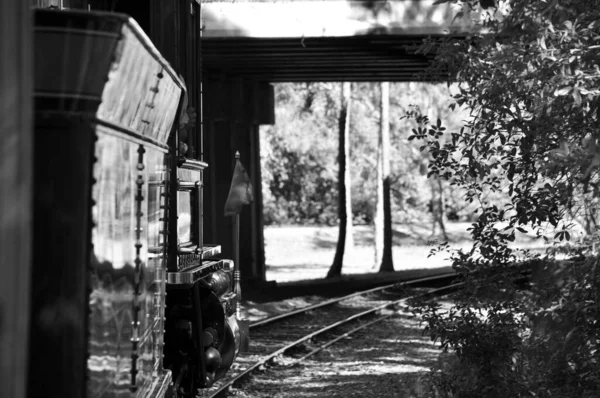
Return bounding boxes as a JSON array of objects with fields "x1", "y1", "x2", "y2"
[
  {"x1": 197, "y1": 266, "x2": 533, "y2": 397},
  {"x1": 197, "y1": 272, "x2": 460, "y2": 398}
]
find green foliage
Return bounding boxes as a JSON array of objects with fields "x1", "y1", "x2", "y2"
[
  {"x1": 260, "y1": 82, "x2": 472, "y2": 226},
  {"x1": 261, "y1": 83, "x2": 340, "y2": 225},
  {"x1": 389, "y1": 83, "x2": 476, "y2": 223},
  {"x1": 413, "y1": 257, "x2": 600, "y2": 398},
  {"x1": 413, "y1": 300, "x2": 529, "y2": 398},
  {"x1": 262, "y1": 134, "x2": 338, "y2": 225},
  {"x1": 408, "y1": 0, "x2": 600, "y2": 396}
]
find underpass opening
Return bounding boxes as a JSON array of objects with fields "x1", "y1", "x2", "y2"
[{"x1": 259, "y1": 81, "x2": 472, "y2": 283}]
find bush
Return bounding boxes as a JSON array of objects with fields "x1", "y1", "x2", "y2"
[
  {"x1": 412, "y1": 255, "x2": 600, "y2": 398},
  {"x1": 413, "y1": 293, "x2": 529, "y2": 398},
  {"x1": 406, "y1": 0, "x2": 600, "y2": 395}
]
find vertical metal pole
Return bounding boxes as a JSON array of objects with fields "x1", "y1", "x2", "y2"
[
  {"x1": 233, "y1": 214, "x2": 242, "y2": 317},
  {"x1": 198, "y1": 0, "x2": 204, "y2": 161},
  {"x1": 197, "y1": 181, "x2": 203, "y2": 260},
  {"x1": 233, "y1": 212, "x2": 249, "y2": 352}
]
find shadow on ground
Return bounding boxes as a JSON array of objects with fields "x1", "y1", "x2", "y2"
[
  {"x1": 311, "y1": 223, "x2": 472, "y2": 250},
  {"x1": 234, "y1": 313, "x2": 440, "y2": 398},
  {"x1": 265, "y1": 263, "x2": 332, "y2": 274}
]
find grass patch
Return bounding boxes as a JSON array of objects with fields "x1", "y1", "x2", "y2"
[{"x1": 264, "y1": 222, "x2": 545, "y2": 282}]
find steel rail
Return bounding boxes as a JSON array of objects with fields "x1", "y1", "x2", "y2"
[
  {"x1": 250, "y1": 272, "x2": 457, "y2": 329},
  {"x1": 294, "y1": 273, "x2": 533, "y2": 363},
  {"x1": 292, "y1": 310, "x2": 399, "y2": 365},
  {"x1": 203, "y1": 282, "x2": 463, "y2": 398},
  {"x1": 292, "y1": 282, "x2": 465, "y2": 364}
]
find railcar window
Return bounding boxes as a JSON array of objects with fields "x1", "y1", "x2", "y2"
[{"x1": 177, "y1": 191, "x2": 193, "y2": 244}]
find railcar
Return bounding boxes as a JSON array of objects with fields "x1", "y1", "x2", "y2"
[{"x1": 29, "y1": 8, "x2": 244, "y2": 397}]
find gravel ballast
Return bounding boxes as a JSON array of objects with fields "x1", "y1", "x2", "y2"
[{"x1": 229, "y1": 309, "x2": 440, "y2": 398}]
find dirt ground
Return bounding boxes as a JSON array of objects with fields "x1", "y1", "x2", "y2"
[
  {"x1": 231, "y1": 223, "x2": 541, "y2": 397},
  {"x1": 264, "y1": 222, "x2": 542, "y2": 282},
  {"x1": 229, "y1": 308, "x2": 448, "y2": 398}
]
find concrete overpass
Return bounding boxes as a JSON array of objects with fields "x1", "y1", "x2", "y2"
[
  {"x1": 201, "y1": 0, "x2": 477, "y2": 82},
  {"x1": 198, "y1": 0, "x2": 479, "y2": 284}
]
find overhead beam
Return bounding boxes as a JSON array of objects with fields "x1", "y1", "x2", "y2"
[{"x1": 201, "y1": 34, "x2": 455, "y2": 83}]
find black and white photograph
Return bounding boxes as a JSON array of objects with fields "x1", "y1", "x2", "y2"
[{"x1": 2, "y1": 1, "x2": 599, "y2": 397}]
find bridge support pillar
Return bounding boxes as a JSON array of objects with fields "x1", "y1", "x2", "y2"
[{"x1": 203, "y1": 76, "x2": 274, "y2": 285}]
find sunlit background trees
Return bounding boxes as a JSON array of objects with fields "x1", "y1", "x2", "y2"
[{"x1": 260, "y1": 82, "x2": 472, "y2": 228}]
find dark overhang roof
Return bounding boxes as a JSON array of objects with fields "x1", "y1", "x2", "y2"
[{"x1": 201, "y1": 34, "x2": 454, "y2": 82}]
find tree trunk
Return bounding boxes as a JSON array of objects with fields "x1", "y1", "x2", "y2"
[
  {"x1": 430, "y1": 177, "x2": 449, "y2": 240},
  {"x1": 373, "y1": 113, "x2": 384, "y2": 270},
  {"x1": 327, "y1": 82, "x2": 353, "y2": 278},
  {"x1": 437, "y1": 178, "x2": 448, "y2": 240},
  {"x1": 378, "y1": 82, "x2": 394, "y2": 272},
  {"x1": 430, "y1": 180, "x2": 437, "y2": 236},
  {"x1": 582, "y1": 198, "x2": 598, "y2": 235}
]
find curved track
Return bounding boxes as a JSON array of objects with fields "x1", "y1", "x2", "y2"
[
  {"x1": 198, "y1": 273, "x2": 459, "y2": 398},
  {"x1": 249, "y1": 272, "x2": 456, "y2": 330}
]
